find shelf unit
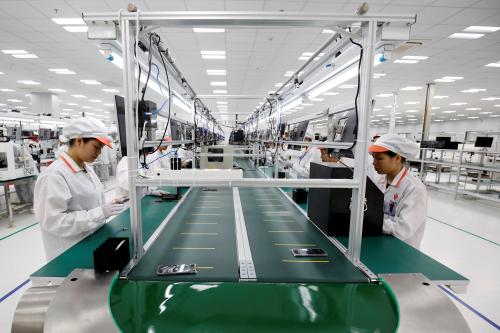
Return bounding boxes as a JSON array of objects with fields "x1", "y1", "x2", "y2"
[{"x1": 409, "y1": 148, "x2": 500, "y2": 204}]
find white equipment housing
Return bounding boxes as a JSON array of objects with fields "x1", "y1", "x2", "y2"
[{"x1": 0, "y1": 141, "x2": 37, "y2": 180}]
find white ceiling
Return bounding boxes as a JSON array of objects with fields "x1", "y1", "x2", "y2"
[{"x1": 0, "y1": 0, "x2": 499, "y2": 129}]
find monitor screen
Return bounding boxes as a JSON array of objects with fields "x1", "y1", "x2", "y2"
[
  {"x1": 170, "y1": 119, "x2": 182, "y2": 141},
  {"x1": 474, "y1": 136, "x2": 493, "y2": 148},
  {"x1": 436, "y1": 136, "x2": 451, "y2": 143},
  {"x1": 114, "y1": 95, "x2": 127, "y2": 156},
  {"x1": 328, "y1": 108, "x2": 357, "y2": 158}
]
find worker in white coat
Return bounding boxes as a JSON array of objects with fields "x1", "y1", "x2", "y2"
[
  {"x1": 368, "y1": 134, "x2": 427, "y2": 249},
  {"x1": 34, "y1": 117, "x2": 124, "y2": 261},
  {"x1": 289, "y1": 130, "x2": 322, "y2": 179}
]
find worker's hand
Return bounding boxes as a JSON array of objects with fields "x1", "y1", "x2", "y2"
[
  {"x1": 112, "y1": 196, "x2": 129, "y2": 204},
  {"x1": 102, "y1": 203, "x2": 125, "y2": 218},
  {"x1": 149, "y1": 190, "x2": 170, "y2": 197}
]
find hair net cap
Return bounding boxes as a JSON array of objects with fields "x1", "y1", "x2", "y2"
[
  {"x1": 368, "y1": 133, "x2": 419, "y2": 158},
  {"x1": 304, "y1": 129, "x2": 314, "y2": 140},
  {"x1": 61, "y1": 117, "x2": 112, "y2": 148}
]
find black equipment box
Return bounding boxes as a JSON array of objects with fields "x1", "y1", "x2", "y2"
[
  {"x1": 93, "y1": 237, "x2": 130, "y2": 271},
  {"x1": 292, "y1": 188, "x2": 308, "y2": 204},
  {"x1": 308, "y1": 162, "x2": 383, "y2": 236}
]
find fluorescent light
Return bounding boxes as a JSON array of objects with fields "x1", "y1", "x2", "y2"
[
  {"x1": 213, "y1": 90, "x2": 227, "y2": 94},
  {"x1": 323, "y1": 92, "x2": 339, "y2": 96},
  {"x1": 71, "y1": 95, "x2": 86, "y2": 98},
  {"x1": 376, "y1": 93, "x2": 393, "y2": 97},
  {"x1": 274, "y1": 83, "x2": 283, "y2": 88},
  {"x1": 216, "y1": 101, "x2": 227, "y2": 105},
  {"x1": 81, "y1": 106, "x2": 92, "y2": 109},
  {"x1": 210, "y1": 82, "x2": 227, "y2": 86},
  {"x1": 80, "y1": 80, "x2": 101, "y2": 85},
  {"x1": 442, "y1": 110, "x2": 456, "y2": 113},
  {"x1": 282, "y1": 97, "x2": 303, "y2": 112},
  {"x1": 450, "y1": 102, "x2": 467, "y2": 106},
  {"x1": 481, "y1": 97, "x2": 500, "y2": 101},
  {"x1": 104, "y1": 103, "x2": 113, "y2": 106},
  {"x1": 467, "y1": 116, "x2": 479, "y2": 119},
  {"x1": 201, "y1": 50, "x2": 225, "y2": 55},
  {"x1": 7, "y1": 99, "x2": 23, "y2": 103},
  {"x1": 0, "y1": 72, "x2": 3, "y2": 75},
  {"x1": 479, "y1": 112, "x2": 492, "y2": 114},
  {"x1": 465, "y1": 108, "x2": 481, "y2": 111},
  {"x1": 66, "y1": 103, "x2": 78, "y2": 106},
  {"x1": 433, "y1": 95, "x2": 448, "y2": 99},
  {"x1": 402, "y1": 56, "x2": 428, "y2": 60},
  {"x1": 309, "y1": 98, "x2": 324, "y2": 102},
  {"x1": 434, "y1": 79, "x2": 455, "y2": 83},
  {"x1": 17, "y1": 80, "x2": 40, "y2": 85},
  {"x1": 12, "y1": 54, "x2": 38, "y2": 58},
  {"x1": 48, "y1": 88, "x2": 66, "y2": 92},
  {"x1": 62, "y1": 108, "x2": 73, "y2": 111},
  {"x1": 302, "y1": 103, "x2": 313, "y2": 106},
  {"x1": 52, "y1": 18, "x2": 85, "y2": 25},
  {"x1": 442, "y1": 76, "x2": 463, "y2": 80},
  {"x1": 404, "y1": 101, "x2": 420, "y2": 105},
  {"x1": 464, "y1": 26, "x2": 500, "y2": 33},
  {"x1": 63, "y1": 26, "x2": 88, "y2": 33},
  {"x1": 485, "y1": 62, "x2": 500, "y2": 68},
  {"x1": 449, "y1": 33, "x2": 484, "y2": 39},
  {"x1": 461, "y1": 89, "x2": 486, "y2": 93},
  {"x1": 89, "y1": 99, "x2": 102, "y2": 103},
  {"x1": 405, "y1": 110, "x2": 418, "y2": 113},
  {"x1": 394, "y1": 59, "x2": 419, "y2": 64},
  {"x1": 207, "y1": 69, "x2": 226, "y2": 75},
  {"x1": 434, "y1": 119, "x2": 444, "y2": 122},
  {"x1": 339, "y1": 84, "x2": 357, "y2": 89},
  {"x1": 172, "y1": 96, "x2": 193, "y2": 113},
  {"x1": 193, "y1": 27, "x2": 225, "y2": 33},
  {"x1": 102, "y1": 88, "x2": 119, "y2": 93},
  {"x1": 400, "y1": 86, "x2": 423, "y2": 91}
]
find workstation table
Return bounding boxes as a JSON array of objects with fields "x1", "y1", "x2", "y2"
[
  {"x1": 0, "y1": 175, "x2": 37, "y2": 227},
  {"x1": 23, "y1": 159, "x2": 469, "y2": 332}
]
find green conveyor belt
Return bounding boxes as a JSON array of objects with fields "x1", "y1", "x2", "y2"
[
  {"x1": 127, "y1": 188, "x2": 239, "y2": 282},
  {"x1": 31, "y1": 188, "x2": 187, "y2": 278},
  {"x1": 236, "y1": 159, "x2": 367, "y2": 283},
  {"x1": 254, "y1": 162, "x2": 467, "y2": 284},
  {"x1": 109, "y1": 279, "x2": 399, "y2": 333}
]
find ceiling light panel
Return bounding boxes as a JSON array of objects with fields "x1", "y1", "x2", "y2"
[
  {"x1": 193, "y1": 28, "x2": 225, "y2": 33},
  {"x1": 448, "y1": 33, "x2": 484, "y2": 39},
  {"x1": 394, "y1": 59, "x2": 419, "y2": 64},
  {"x1": 63, "y1": 26, "x2": 88, "y2": 33},
  {"x1": 51, "y1": 18, "x2": 85, "y2": 25},
  {"x1": 207, "y1": 69, "x2": 226, "y2": 75},
  {"x1": 12, "y1": 54, "x2": 38, "y2": 58},
  {"x1": 463, "y1": 26, "x2": 500, "y2": 33}
]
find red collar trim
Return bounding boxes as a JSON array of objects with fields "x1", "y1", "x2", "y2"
[
  {"x1": 60, "y1": 155, "x2": 78, "y2": 173},
  {"x1": 393, "y1": 168, "x2": 408, "y2": 188}
]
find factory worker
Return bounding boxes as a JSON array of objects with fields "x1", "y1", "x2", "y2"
[
  {"x1": 13, "y1": 143, "x2": 39, "y2": 204},
  {"x1": 264, "y1": 142, "x2": 276, "y2": 165},
  {"x1": 34, "y1": 117, "x2": 124, "y2": 261},
  {"x1": 289, "y1": 130, "x2": 322, "y2": 178},
  {"x1": 368, "y1": 134, "x2": 427, "y2": 249},
  {"x1": 108, "y1": 138, "x2": 118, "y2": 176},
  {"x1": 177, "y1": 144, "x2": 194, "y2": 167},
  {"x1": 146, "y1": 137, "x2": 174, "y2": 171}
]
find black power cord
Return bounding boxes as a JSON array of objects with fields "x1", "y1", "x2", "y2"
[{"x1": 345, "y1": 37, "x2": 363, "y2": 154}]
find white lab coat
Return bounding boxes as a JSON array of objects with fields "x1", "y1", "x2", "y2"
[
  {"x1": 372, "y1": 167, "x2": 427, "y2": 249},
  {"x1": 13, "y1": 144, "x2": 38, "y2": 203},
  {"x1": 290, "y1": 147, "x2": 322, "y2": 179},
  {"x1": 177, "y1": 147, "x2": 193, "y2": 162},
  {"x1": 146, "y1": 149, "x2": 173, "y2": 170},
  {"x1": 34, "y1": 152, "x2": 107, "y2": 261}
]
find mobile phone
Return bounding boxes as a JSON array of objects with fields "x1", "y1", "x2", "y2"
[
  {"x1": 157, "y1": 264, "x2": 197, "y2": 276},
  {"x1": 291, "y1": 248, "x2": 327, "y2": 257}
]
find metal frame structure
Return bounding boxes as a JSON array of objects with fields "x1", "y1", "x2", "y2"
[{"x1": 83, "y1": 10, "x2": 416, "y2": 271}]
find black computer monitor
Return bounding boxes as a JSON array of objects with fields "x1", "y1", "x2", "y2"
[
  {"x1": 436, "y1": 136, "x2": 451, "y2": 143},
  {"x1": 170, "y1": 119, "x2": 182, "y2": 141},
  {"x1": 114, "y1": 95, "x2": 127, "y2": 156},
  {"x1": 474, "y1": 136, "x2": 493, "y2": 148},
  {"x1": 328, "y1": 107, "x2": 357, "y2": 158},
  {"x1": 308, "y1": 162, "x2": 383, "y2": 236},
  {"x1": 39, "y1": 128, "x2": 51, "y2": 140}
]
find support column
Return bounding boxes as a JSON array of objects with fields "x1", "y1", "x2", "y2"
[
  {"x1": 121, "y1": 17, "x2": 144, "y2": 262},
  {"x1": 274, "y1": 98, "x2": 282, "y2": 179},
  {"x1": 389, "y1": 92, "x2": 398, "y2": 134},
  {"x1": 421, "y1": 83, "x2": 434, "y2": 142},
  {"x1": 347, "y1": 21, "x2": 376, "y2": 265},
  {"x1": 30, "y1": 92, "x2": 61, "y2": 117}
]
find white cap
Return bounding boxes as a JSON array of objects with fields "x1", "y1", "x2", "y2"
[
  {"x1": 304, "y1": 129, "x2": 314, "y2": 140},
  {"x1": 368, "y1": 133, "x2": 419, "y2": 158},
  {"x1": 61, "y1": 117, "x2": 112, "y2": 148}
]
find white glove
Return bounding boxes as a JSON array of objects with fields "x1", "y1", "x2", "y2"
[{"x1": 102, "y1": 203, "x2": 125, "y2": 218}]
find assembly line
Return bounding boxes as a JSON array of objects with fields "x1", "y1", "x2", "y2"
[{"x1": 2, "y1": 3, "x2": 499, "y2": 333}]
